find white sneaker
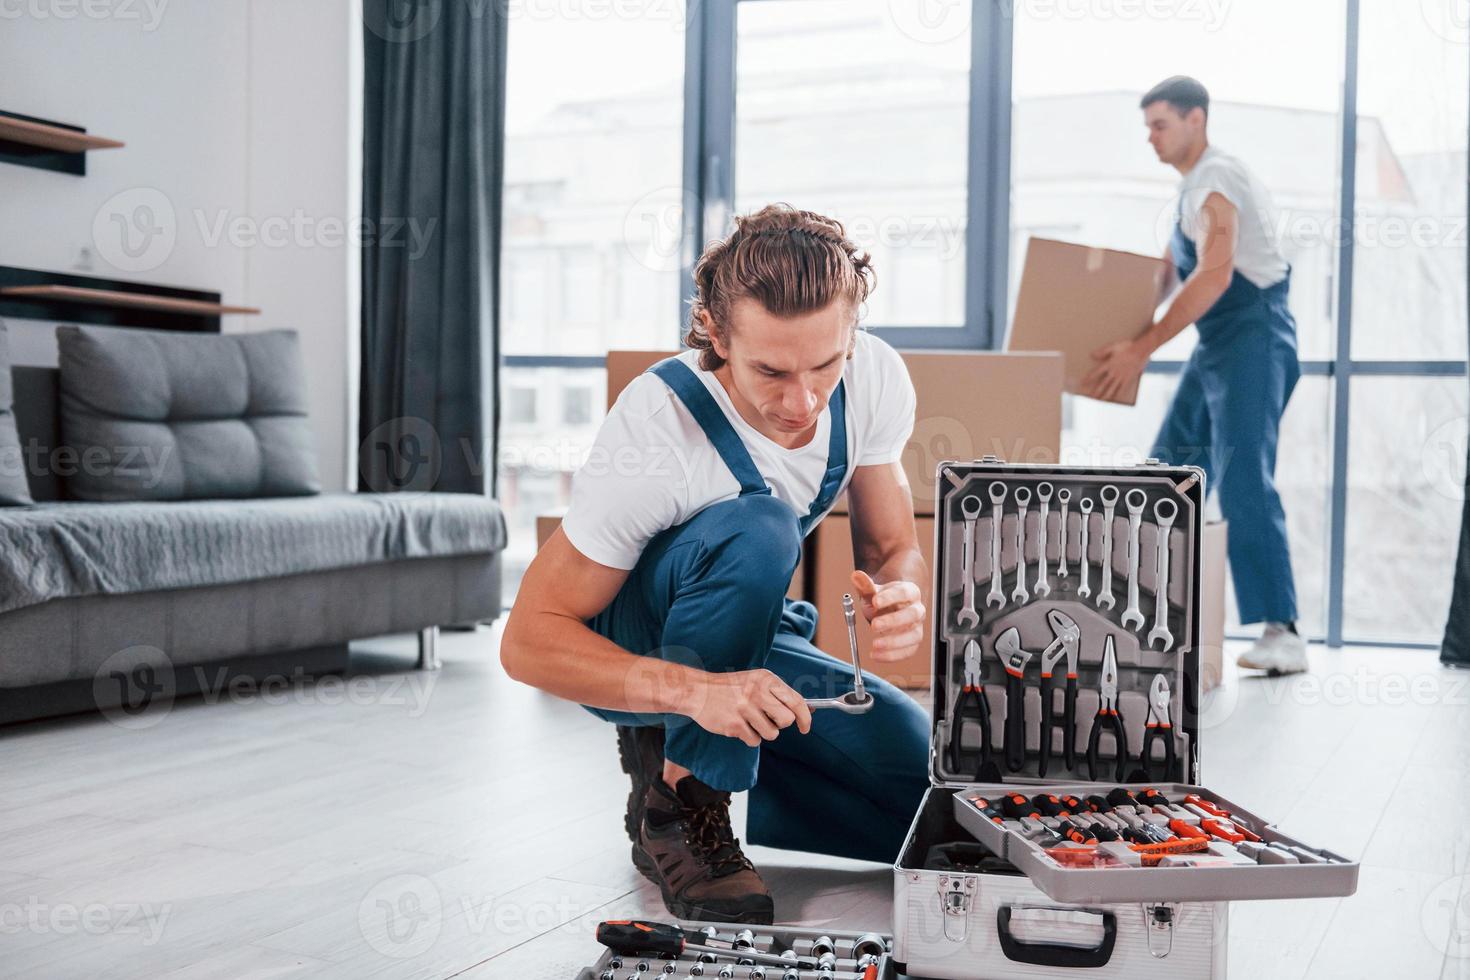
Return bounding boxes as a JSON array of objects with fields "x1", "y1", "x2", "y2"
[{"x1": 1236, "y1": 628, "x2": 1308, "y2": 675}]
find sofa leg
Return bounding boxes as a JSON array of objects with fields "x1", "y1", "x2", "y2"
[{"x1": 417, "y1": 626, "x2": 441, "y2": 671}]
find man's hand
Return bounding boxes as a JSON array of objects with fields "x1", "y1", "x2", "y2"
[
  {"x1": 1081, "y1": 337, "x2": 1152, "y2": 403},
  {"x1": 851, "y1": 570, "x2": 925, "y2": 662},
  {"x1": 678, "y1": 668, "x2": 812, "y2": 747}
]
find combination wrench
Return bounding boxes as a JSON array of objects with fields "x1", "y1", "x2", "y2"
[
  {"x1": 1011, "y1": 485, "x2": 1032, "y2": 605},
  {"x1": 986, "y1": 481, "x2": 1007, "y2": 609},
  {"x1": 1077, "y1": 497, "x2": 1093, "y2": 599},
  {"x1": 1121, "y1": 488, "x2": 1148, "y2": 631},
  {"x1": 1056, "y1": 488, "x2": 1071, "y2": 579},
  {"x1": 956, "y1": 494, "x2": 982, "y2": 630},
  {"x1": 1147, "y1": 498, "x2": 1178, "y2": 650},
  {"x1": 1095, "y1": 485, "x2": 1119, "y2": 610},
  {"x1": 1033, "y1": 482, "x2": 1053, "y2": 598}
]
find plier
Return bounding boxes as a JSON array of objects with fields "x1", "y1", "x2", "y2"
[
  {"x1": 1138, "y1": 673, "x2": 1177, "y2": 781},
  {"x1": 949, "y1": 639, "x2": 1000, "y2": 781},
  {"x1": 1086, "y1": 636, "x2": 1129, "y2": 782},
  {"x1": 1036, "y1": 609, "x2": 1079, "y2": 779}
]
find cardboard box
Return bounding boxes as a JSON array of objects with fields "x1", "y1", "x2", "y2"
[
  {"x1": 1200, "y1": 521, "x2": 1228, "y2": 692},
  {"x1": 606, "y1": 348, "x2": 1065, "y2": 516},
  {"x1": 535, "y1": 511, "x2": 805, "y2": 602},
  {"x1": 810, "y1": 512, "x2": 934, "y2": 690},
  {"x1": 1005, "y1": 237, "x2": 1168, "y2": 406}
]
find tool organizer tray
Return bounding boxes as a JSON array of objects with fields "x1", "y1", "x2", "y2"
[
  {"x1": 932, "y1": 460, "x2": 1203, "y2": 787},
  {"x1": 574, "y1": 923, "x2": 897, "y2": 979},
  {"x1": 920, "y1": 459, "x2": 1358, "y2": 909}
]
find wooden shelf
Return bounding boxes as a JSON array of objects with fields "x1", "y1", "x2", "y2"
[
  {"x1": 0, "y1": 285, "x2": 259, "y2": 317},
  {"x1": 0, "y1": 116, "x2": 122, "y2": 153}
]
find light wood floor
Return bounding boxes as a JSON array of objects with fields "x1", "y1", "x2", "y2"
[{"x1": 2, "y1": 625, "x2": 1468, "y2": 979}]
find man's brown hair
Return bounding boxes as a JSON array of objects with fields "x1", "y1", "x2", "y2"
[{"x1": 685, "y1": 203, "x2": 876, "y2": 371}]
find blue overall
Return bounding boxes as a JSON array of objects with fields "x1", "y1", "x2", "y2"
[
  {"x1": 584, "y1": 358, "x2": 932, "y2": 863},
  {"x1": 1151, "y1": 208, "x2": 1301, "y2": 625}
]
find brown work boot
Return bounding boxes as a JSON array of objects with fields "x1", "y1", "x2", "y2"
[
  {"x1": 632, "y1": 775, "x2": 774, "y2": 924},
  {"x1": 616, "y1": 725, "x2": 664, "y2": 842}
]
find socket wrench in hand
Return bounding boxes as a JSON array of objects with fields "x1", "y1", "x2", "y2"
[
  {"x1": 956, "y1": 494, "x2": 982, "y2": 630},
  {"x1": 807, "y1": 594, "x2": 874, "y2": 713},
  {"x1": 1077, "y1": 497, "x2": 1093, "y2": 599},
  {"x1": 1011, "y1": 485, "x2": 1032, "y2": 605},
  {"x1": 1033, "y1": 482, "x2": 1053, "y2": 598},
  {"x1": 986, "y1": 482, "x2": 1007, "y2": 609},
  {"x1": 1121, "y1": 488, "x2": 1148, "y2": 631},
  {"x1": 1147, "y1": 498, "x2": 1178, "y2": 650},
  {"x1": 1056, "y1": 488, "x2": 1071, "y2": 579},
  {"x1": 1095, "y1": 485, "x2": 1119, "y2": 610}
]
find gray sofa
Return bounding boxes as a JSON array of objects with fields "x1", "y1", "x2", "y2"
[{"x1": 0, "y1": 361, "x2": 505, "y2": 725}]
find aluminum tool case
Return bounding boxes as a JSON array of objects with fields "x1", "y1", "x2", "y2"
[{"x1": 891, "y1": 459, "x2": 1358, "y2": 980}]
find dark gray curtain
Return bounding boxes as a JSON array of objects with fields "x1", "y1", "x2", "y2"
[
  {"x1": 1442, "y1": 64, "x2": 1470, "y2": 666},
  {"x1": 359, "y1": 0, "x2": 506, "y2": 494}
]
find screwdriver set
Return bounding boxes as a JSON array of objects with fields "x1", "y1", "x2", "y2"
[
  {"x1": 577, "y1": 921, "x2": 895, "y2": 980},
  {"x1": 936, "y1": 460, "x2": 1200, "y2": 785},
  {"x1": 891, "y1": 459, "x2": 1358, "y2": 979}
]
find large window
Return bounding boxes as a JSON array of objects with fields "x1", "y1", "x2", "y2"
[
  {"x1": 498, "y1": 5, "x2": 686, "y2": 595},
  {"x1": 732, "y1": 0, "x2": 971, "y2": 328}
]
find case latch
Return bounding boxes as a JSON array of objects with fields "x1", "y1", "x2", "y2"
[
  {"x1": 977, "y1": 454, "x2": 1005, "y2": 463},
  {"x1": 938, "y1": 875, "x2": 976, "y2": 943},
  {"x1": 1141, "y1": 903, "x2": 1177, "y2": 958}
]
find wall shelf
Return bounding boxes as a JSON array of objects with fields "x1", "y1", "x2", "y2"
[
  {"x1": 0, "y1": 109, "x2": 123, "y2": 175},
  {"x1": 0, "y1": 285, "x2": 259, "y2": 317},
  {"x1": 0, "y1": 267, "x2": 246, "y2": 333}
]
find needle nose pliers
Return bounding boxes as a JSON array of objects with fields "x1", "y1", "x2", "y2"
[
  {"x1": 1137, "y1": 673, "x2": 1177, "y2": 781},
  {"x1": 1086, "y1": 636, "x2": 1129, "y2": 782},
  {"x1": 949, "y1": 639, "x2": 1000, "y2": 781}
]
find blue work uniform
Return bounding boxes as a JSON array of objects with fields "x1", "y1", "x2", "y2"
[
  {"x1": 583, "y1": 357, "x2": 931, "y2": 864},
  {"x1": 1151, "y1": 205, "x2": 1301, "y2": 625}
]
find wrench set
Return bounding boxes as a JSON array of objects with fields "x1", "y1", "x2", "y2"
[
  {"x1": 939, "y1": 462, "x2": 1198, "y2": 784},
  {"x1": 580, "y1": 921, "x2": 893, "y2": 980}
]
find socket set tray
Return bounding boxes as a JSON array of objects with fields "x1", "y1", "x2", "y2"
[
  {"x1": 929, "y1": 459, "x2": 1359, "y2": 904},
  {"x1": 574, "y1": 923, "x2": 897, "y2": 980}
]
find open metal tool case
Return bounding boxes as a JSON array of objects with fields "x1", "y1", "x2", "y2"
[{"x1": 892, "y1": 459, "x2": 1359, "y2": 980}]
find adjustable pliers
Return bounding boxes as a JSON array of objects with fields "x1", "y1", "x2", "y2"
[
  {"x1": 949, "y1": 639, "x2": 1000, "y2": 781},
  {"x1": 1086, "y1": 636, "x2": 1129, "y2": 782}
]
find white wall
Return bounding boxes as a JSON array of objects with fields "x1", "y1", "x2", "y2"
[{"x1": 0, "y1": 0, "x2": 359, "y2": 490}]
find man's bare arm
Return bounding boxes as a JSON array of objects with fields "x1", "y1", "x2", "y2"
[
  {"x1": 1135, "y1": 191, "x2": 1237, "y2": 353},
  {"x1": 844, "y1": 461, "x2": 927, "y2": 660}
]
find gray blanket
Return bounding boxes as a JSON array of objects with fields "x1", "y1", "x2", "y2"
[{"x1": 0, "y1": 492, "x2": 506, "y2": 615}]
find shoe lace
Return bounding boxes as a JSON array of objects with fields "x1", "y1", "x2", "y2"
[{"x1": 682, "y1": 797, "x2": 753, "y2": 877}]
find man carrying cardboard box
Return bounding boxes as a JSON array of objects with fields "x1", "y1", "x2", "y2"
[
  {"x1": 501, "y1": 205, "x2": 931, "y2": 924},
  {"x1": 1084, "y1": 76, "x2": 1306, "y2": 675}
]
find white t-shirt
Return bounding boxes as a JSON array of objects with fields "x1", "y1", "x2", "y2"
[
  {"x1": 1177, "y1": 145, "x2": 1289, "y2": 289},
  {"x1": 562, "y1": 331, "x2": 916, "y2": 571}
]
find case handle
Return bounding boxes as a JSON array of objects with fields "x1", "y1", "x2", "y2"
[{"x1": 996, "y1": 905, "x2": 1117, "y2": 969}]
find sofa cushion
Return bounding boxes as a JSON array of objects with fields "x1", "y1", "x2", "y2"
[
  {"x1": 58, "y1": 326, "x2": 321, "y2": 501},
  {"x1": 0, "y1": 323, "x2": 34, "y2": 507},
  {"x1": 0, "y1": 491, "x2": 507, "y2": 616}
]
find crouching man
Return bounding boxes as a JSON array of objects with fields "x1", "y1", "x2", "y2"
[{"x1": 502, "y1": 204, "x2": 932, "y2": 924}]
